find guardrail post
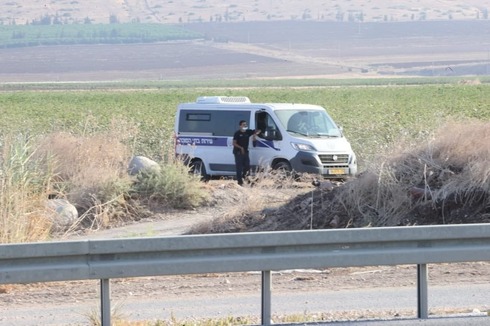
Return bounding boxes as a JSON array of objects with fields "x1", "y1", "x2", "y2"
[
  {"x1": 417, "y1": 264, "x2": 428, "y2": 319},
  {"x1": 261, "y1": 270, "x2": 271, "y2": 325},
  {"x1": 100, "y1": 278, "x2": 111, "y2": 326}
]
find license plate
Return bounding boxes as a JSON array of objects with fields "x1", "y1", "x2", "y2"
[{"x1": 329, "y1": 168, "x2": 347, "y2": 175}]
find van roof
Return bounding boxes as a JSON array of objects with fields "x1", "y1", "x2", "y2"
[
  {"x1": 196, "y1": 96, "x2": 251, "y2": 104},
  {"x1": 179, "y1": 96, "x2": 325, "y2": 111},
  {"x1": 186, "y1": 97, "x2": 324, "y2": 111}
]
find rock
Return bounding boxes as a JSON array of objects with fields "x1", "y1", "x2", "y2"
[
  {"x1": 319, "y1": 180, "x2": 334, "y2": 191},
  {"x1": 312, "y1": 178, "x2": 334, "y2": 191},
  {"x1": 45, "y1": 199, "x2": 78, "y2": 230},
  {"x1": 329, "y1": 215, "x2": 340, "y2": 228},
  {"x1": 128, "y1": 156, "x2": 161, "y2": 175}
]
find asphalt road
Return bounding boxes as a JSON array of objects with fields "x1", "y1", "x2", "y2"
[
  {"x1": 311, "y1": 317, "x2": 489, "y2": 326},
  {"x1": 311, "y1": 316, "x2": 489, "y2": 326},
  {"x1": 1, "y1": 283, "x2": 488, "y2": 325}
]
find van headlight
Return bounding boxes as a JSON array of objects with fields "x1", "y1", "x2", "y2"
[
  {"x1": 291, "y1": 142, "x2": 316, "y2": 151},
  {"x1": 349, "y1": 152, "x2": 357, "y2": 164}
]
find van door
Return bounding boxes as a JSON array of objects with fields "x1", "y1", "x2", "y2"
[
  {"x1": 177, "y1": 109, "x2": 250, "y2": 176},
  {"x1": 210, "y1": 110, "x2": 252, "y2": 175},
  {"x1": 250, "y1": 111, "x2": 283, "y2": 172}
]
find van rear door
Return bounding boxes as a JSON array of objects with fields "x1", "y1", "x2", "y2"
[{"x1": 177, "y1": 109, "x2": 250, "y2": 176}]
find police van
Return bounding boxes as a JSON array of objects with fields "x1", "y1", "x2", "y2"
[{"x1": 174, "y1": 96, "x2": 357, "y2": 179}]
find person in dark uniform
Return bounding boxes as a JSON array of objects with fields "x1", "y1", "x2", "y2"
[{"x1": 232, "y1": 120, "x2": 261, "y2": 186}]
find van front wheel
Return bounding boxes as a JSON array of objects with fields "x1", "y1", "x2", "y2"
[
  {"x1": 272, "y1": 161, "x2": 292, "y2": 172},
  {"x1": 272, "y1": 161, "x2": 293, "y2": 179}
]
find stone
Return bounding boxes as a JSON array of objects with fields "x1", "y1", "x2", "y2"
[
  {"x1": 128, "y1": 156, "x2": 161, "y2": 175},
  {"x1": 45, "y1": 199, "x2": 78, "y2": 230}
]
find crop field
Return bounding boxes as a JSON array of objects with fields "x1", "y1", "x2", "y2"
[
  {"x1": 1, "y1": 84, "x2": 489, "y2": 168},
  {"x1": 0, "y1": 24, "x2": 202, "y2": 48},
  {"x1": 1, "y1": 20, "x2": 490, "y2": 83}
]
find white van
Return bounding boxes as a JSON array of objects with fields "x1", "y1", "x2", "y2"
[{"x1": 174, "y1": 96, "x2": 357, "y2": 179}]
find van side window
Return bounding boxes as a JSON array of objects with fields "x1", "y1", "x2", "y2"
[
  {"x1": 179, "y1": 110, "x2": 249, "y2": 136},
  {"x1": 187, "y1": 113, "x2": 211, "y2": 121},
  {"x1": 255, "y1": 111, "x2": 281, "y2": 140}
]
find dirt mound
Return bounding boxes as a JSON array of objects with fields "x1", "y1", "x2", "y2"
[{"x1": 189, "y1": 120, "x2": 490, "y2": 234}]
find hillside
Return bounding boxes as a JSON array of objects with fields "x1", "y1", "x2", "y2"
[{"x1": 2, "y1": 0, "x2": 490, "y2": 25}]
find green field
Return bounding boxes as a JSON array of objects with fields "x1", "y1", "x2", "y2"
[
  {"x1": 0, "y1": 23, "x2": 202, "y2": 48},
  {"x1": 1, "y1": 84, "x2": 489, "y2": 168}
]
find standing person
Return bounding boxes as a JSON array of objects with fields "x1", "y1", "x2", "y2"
[{"x1": 233, "y1": 120, "x2": 260, "y2": 186}]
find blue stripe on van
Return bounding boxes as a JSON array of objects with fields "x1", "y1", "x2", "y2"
[
  {"x1": 255, "y1": 139, "x2": 280, "y2": 151},
  {"x1": 177, "y1": 136, "x2": 228, "y2": 146},
  {"x1": 176, "y1": 137, "x2": 280, "y2": 151}
]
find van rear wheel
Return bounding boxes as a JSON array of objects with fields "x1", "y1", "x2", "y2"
[{"x1": 190, "y1": 159, "x2": 209, "y2": 181}]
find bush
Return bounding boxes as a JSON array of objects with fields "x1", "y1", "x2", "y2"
[{"x1": 131, "y1": 160, "x2": 209, "y2": 209}]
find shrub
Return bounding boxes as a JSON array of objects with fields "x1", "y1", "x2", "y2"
[{"x1": 131, "y1": 160, "x2": 209, "y2": 209}]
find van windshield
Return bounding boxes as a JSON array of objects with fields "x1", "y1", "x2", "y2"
[{"x1": 275, "y1": 110, "x2": 342, "y2": 137}]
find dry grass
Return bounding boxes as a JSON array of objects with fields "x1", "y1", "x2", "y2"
[
  {"x1": 84, "y1": 307, "x2": 488, "y2": 325},
  {"x1": 426, "y1": 120, "x2": 490, "y2": 199},
  {"x1": 85, "y1": 302, "x2": 132, "y2": 326},
  {"x1": 338, "y1": 119, "x2": 490, "y2": 226},
  {"x1": 34, "y1": 130, "x2": 135, "y2": 231},
  {"x1": 36, "y1": 131, "x2": 131, "y2": 198},
  {"x1": 328, "y1": 119, "x2": 490, "y2": 227}
]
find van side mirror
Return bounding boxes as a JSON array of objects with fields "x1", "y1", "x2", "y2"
[
  {"x1": 337, "y1": 125, "x2": 344, "y2": 136},
  {"x1": 263, "y1": 129, "x2": 282, "y2": 141},
  {"x1": 268, "y1": 131, "x2": 275, "y2": 140}
]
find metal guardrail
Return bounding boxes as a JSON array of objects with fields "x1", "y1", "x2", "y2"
[{"x1": 1, "y1": 224, "x2": 490, "y2": 325}]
